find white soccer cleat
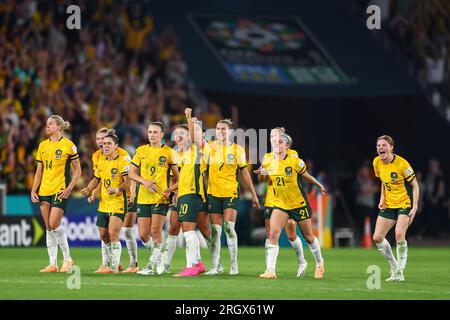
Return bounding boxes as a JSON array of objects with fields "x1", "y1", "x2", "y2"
[
  {"x1": 205, "y1": 268, "x2": 221, "y2": 275},
  {"x1": 296, "y1": 260, "x2": 307, "y2": 277},
  {"x1": 229, "y1": 264, "x2": 239, "y2": 275},
  {"x1": 385, "y1": 268, "x2": 397, "y2": 282},
  {"x1": 137, "y1": 264, "x2": 155, "y2": 276},
  {"x1": 395, "y1": 269, "x2": 405, "y2": 282}
]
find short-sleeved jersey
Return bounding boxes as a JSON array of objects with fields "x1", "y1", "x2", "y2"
[
  {"x1": 373, "y1": 154, "x2": 415, "y2": 209},
  {"x1": 92, "y1": 147, "x2": 130, "y2": 173},
  {"x1": 262, "y1": 152, "x2": 308, "y2": 210},
  {"x1": 264, "y1": 149, "x2": 298, "y2": 207},
  {"x1": 35, "y1": 137, "x2": 79, "y2": 196},
  {"x1": 95, "y1": 155, "x2": 130, "y2": 214},
  {"x1": 206, "y1": 141, "x2": 247, "y2": 198},
  {"x1": 131, "y1": 144, "x2": 177, "y2": 205},
  {"x1": 177, "y1": 143, "x2": 208, "y2": 201}
]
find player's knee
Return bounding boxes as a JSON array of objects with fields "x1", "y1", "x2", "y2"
[
  {"x1": 373, "y1": 234, "x2": 383, "y2": 244},
  {"x1": 287, "y1": 234, "x2": 297, "y2": 242},
  {"x1": 395, "y1": 232, "x2": 405, "y2": 242},
  {"x1": 303, "y1": 233, "x2": 314, "y2": 244},
  {"x1": 150, "y1": 228, "x2": 160, "y2": 240},
  {"x1": 49, "y1": 222, "x2": 60, "y2": 230},
  {"x1": 169, "y1": 225, "x2": 179, "y2": 236},
  {"x1": 268, "y1": 229, "x2": 280, "y2": 242},
  {"x1": 123, "y1": 227, "x2": 134, "y2": 239},
  {"x1": 139, "y1": 232, "x2": 150, "y2": 243}
]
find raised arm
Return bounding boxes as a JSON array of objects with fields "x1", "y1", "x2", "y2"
[{"x1": 301, "y1": 171, "x2": 326, "y2": 195}]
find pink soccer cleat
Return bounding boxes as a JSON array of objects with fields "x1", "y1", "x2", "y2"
[{"x1": 174, "y1": 266, "x2": 197, "y2": 277}]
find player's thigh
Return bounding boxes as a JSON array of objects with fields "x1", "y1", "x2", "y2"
[
  {"x1": 285, "y1": 219, "x2": 297, "y2": 241},
  {"x1": 39, "y1": 201, "x2": 51, "y2": 230},
  {"x1": 123, "y1": 212, "x2": 136, "y2": 227},
  {"x1": 223, "y1": 208, "x2": 237, "y2": 223},
  {"x1": 138, "y1": 217, "x2": 151, "y2": 239},
  {"x1": 169, "y1": 209, "x2": 181, "y2": 235},
  {"x1": 150, "y1": 214, "x2": 165, "y2": 237},
  {"x1": 373, "y1": 215, "x2": 396, "y2": 242},
  {"x1": 48, "y1": 207, "x2": 65, "y2": 230},
  {"x1": 269, "y1": 209, "x2": 289, "y2": 240},
  {"x1": 108, "y1": 215, "x2": 124, "y2": 241},
  {"x1": 395, "y1": 214, "x2": 410, "y2": 241},
  {"x1": 181, "y1": 221, "x2": 197, "y2": 232}
]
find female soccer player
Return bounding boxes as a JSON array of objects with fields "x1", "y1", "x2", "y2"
[
  {"x1": 255, "y1": 129, "x2": 326, "y2": 279},
  {"x1": 205, "y1": 119, "x2": 260, "y2": 275},
  {"x1": 128, "y1": 122, "x2": 179, "y2": 275},
  {"x1": 173, "y1": 108, "x2": 209, "y2": 277},
  {"x1": 31, "y1": 115, "x2": 81, "y2": 273},
  {"x1": 262, "y1": 131, "x2": 307, "y2": 277},
  {"x1": 81, "y1": 131, "x2": 131, "y2": 273},
  {"x1": 91, "y1": 128, "x2": 139, "y2": 273},
  {"x1": 372, "y1": 135, "x2": 419, "y2": 282}
]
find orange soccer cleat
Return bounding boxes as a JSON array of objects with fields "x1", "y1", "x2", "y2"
[
  {"x1": 259, "y1": 271, "x2": 277, "y2": 279},
  {"x1": 122, "y1": 265, "x2": 139, "y2": 273},
  {"x1": 60, "y1": 259, "x2": 75, "y2": 273},
  {"x1": 314, "y1": 259, "x2": 325, "y2": 279},
  {"x1": 40, "y1": 264, "x2": 59, "y2": 273}
]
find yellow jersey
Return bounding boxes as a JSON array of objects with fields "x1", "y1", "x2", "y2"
[
  {"x1": 177, "y1": 143, "x2": 208, "y2": 201},
  {"x1": 264, "y1": 149, "x2": 298, "y2": 207},
  {"x1": 94, "y1": 154, "x2": 131, "y2": 214},
  {"x1": 373, "y1": 154, "x2": 415, "y2": 209},
  {"x1": 35, "y1": 137, "x2": 79, "y2": 196},
  {"x1": 131, "y1": 144, "x2": 177, "y2": 205},
  {"x1": 206, "y1": 141, "x2": 248, "y2": 198},
  {"x1": 92, "y1": 147, "x2": 130, "y2": 173},
  {"x1": 262, "y1": 152, "x2": 308, "y2": 210}
]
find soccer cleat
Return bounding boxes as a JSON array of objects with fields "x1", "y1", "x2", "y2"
[
  {"x1": 229, "y1": 263, "x2": 239, "y2": 275},
  {"x1": 193, "y1": 262, "x2": 206, "y2": 275},
  {"x1": 395, "y1": 269, "x2": 405, "y2": 282},
  {"x1": 385, "y1": 268, "x2": 397, "y2": 282},
  {"x1": 94, "y1": 265, "x2": 109, "y2": 274},
  {"x1": 174, "y1": 266, "x2": 197, "y2": 277},
  {"x1": 137, "y1": 264, "x2": 154, "y2": 276},
  {"x1": 97, "y1": 267, "x2": 118, "y2": 274},
  {"x1": 296, "y1": 260, "x2": 307, "y2": 277},
  {"x1": 40, "y1": 264, "x2": 59, "y2": 273},
  {"x1": 314, "y1": 259, "x2": 325, "y2": 279},
  {"x1": 122, "y1": 265, "x2": 139, "y2": 273},
  {"x1": 163, "y1": 264, "x2": 170, "y2": 274},
  {"x1": 259, "y1": 271, "x2": 277, "y2": 279},
  {"x1": 205, "y1": 268, "x2": 221, "y2": 275},
  {"x1": 60, "y1": 259, "x2": 74, "y2": 273}
]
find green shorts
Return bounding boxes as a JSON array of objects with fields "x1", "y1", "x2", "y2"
[
  {"x1": 96, "y1": 212, "x2": 126, "y2": 228},
  {"x1": 39, "y1": 194, "x2": 68, "y2": 211},
  {"x1": 137, "y1": 203, "x2": 169, "y2": 218},
  {"x1": 128, "y1": 201, "x2": 137, "y2": 213},
  {"x1": 177, "y1": 194, "x2": 204, "y2": 222},
  {"x1": 207, "y1": 194, "x2": 239, "y2": 213},
  {"x1": 263, "y1": 206, "x2": 273, "y2": 219},
  {"x1": 379, "y1": 208, "x2": 411, "y2": 221},
  {"x1": 273, "y1": 205, "x2": 312, "y2": 222}
]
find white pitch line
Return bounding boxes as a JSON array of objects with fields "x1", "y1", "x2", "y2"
[{"x1": 0, "y1": 279, "x2": 450, "y2": 296}]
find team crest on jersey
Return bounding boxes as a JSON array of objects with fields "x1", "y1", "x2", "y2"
[
  {"x1": 226, "y1": 154, "x2": 235, "y2": 164},
  {"x1": 285, "y1": 167, "x2": 293, "y2": 176},
  {"x1": 55, "y1": 149, "x2": 63, "y2": 159},
  {"x1": 158, "y1": 156, "x2": 167, "y2": 166},
  {"x1": 390, "y1": 172, "x2": 398, "y2": 182},
  {"x1": 111, "y1": 168, "x2": 119, "y2": 179}
]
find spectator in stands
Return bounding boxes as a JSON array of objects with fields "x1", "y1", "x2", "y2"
[{"x1": 423, "y1": 158, "x2": 446, "y2": 238}]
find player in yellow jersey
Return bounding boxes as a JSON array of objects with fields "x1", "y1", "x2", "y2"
[
  {"x1": 163, "y1": 124, "x2": 217, "y2": 274},
  {"x1": 173, "y1": 108, "x2": 209, "y2": 277},
  {"x1": 205, "y1": 119, "x2": 260, "y2": 275},
  {"x1": 128, "y1": 122, "x2": 179, "y2": 276},
  {"x1": 31, "y1": 115, "x2": 81, "y2": 273},
  {"x1": 372, "y1": 135, "x2": 419, "y2": 282},
  {"x1": 262, "y1": 130, "x2": 307, "y2": 277},
  {"x1": 91, "y1": 128, "x2": 139, "y2": 273},
  {"x1": 255, "y1": 129, "x2": 326, "y2": 279},
  {"x1": 81, "y1": 131, "x2": 131, "y2": 273}
]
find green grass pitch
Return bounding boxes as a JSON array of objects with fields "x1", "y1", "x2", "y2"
[{"x1": 0, "y1": 247, "x2": 449, "y2": 299}]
